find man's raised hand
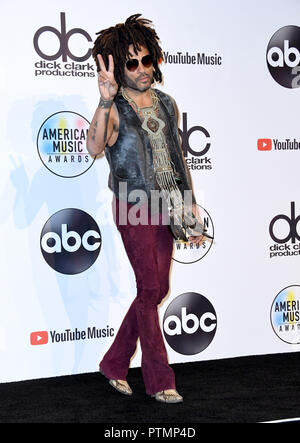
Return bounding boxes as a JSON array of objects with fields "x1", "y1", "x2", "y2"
[{"x1": 97, "y1": 54, "x2": 118, "y2": 101}]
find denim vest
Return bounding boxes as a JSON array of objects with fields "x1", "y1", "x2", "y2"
[{"x1": 105, "y1": 88, "x2": 196, "y2": 205}]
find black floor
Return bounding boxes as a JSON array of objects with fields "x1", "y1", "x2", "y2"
[{"x1": 1, "y1": 352, "x2": 300, "y2": 423}]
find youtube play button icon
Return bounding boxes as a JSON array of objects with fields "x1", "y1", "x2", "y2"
[
  {"x1": 30, "y1": 331, "x2": 49, "y2": 346},
  {"x1": 258, "y1": 138, "x2": 272, "y2": 151}
]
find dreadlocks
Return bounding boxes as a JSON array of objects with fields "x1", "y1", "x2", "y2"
[{"x1": 92, "y1": 14, "x2": 164, "y2": 88}]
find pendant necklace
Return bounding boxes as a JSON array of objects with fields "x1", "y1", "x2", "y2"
[{"x1": 120, "y1": 86, "x2": 183, "y2": 213}]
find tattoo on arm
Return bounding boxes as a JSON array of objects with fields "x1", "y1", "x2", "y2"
[
  {"x1": 103, "y1": 112, "x2": 109, "y2": 143},
  {"x1": 91, "y1": 120, "x2": 97, "y2": 141},
  {"x1": 90, "y1": 104, "x2": 117, "y2": 145}
]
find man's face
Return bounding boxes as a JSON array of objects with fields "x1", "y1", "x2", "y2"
[{"x1": 124, "y1": 44, "x2": 154, "y2": 92}]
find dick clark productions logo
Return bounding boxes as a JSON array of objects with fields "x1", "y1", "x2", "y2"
[
  {"x1": 163, "y1": 292, "x2": 217, "y2": 355},
  {"x1": 269, "y1": 202, "x2": 300, "y2": 258},
  {"x1": 267, "y1": 25, "x2": 300, "y2": 88},
  {"x1": 40, "y1": 208, "x2": 101, "y2": 274},
  {"x1": 33, "y1": 12, "x2": 95, "y2": 78},
  {"x1": 33, "y1": 12, "x2": 92, "y2": 62}
]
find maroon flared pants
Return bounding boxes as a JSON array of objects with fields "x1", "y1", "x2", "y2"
[{"x1": 99, "y1": 197, "x2": 176, "y2": 395}]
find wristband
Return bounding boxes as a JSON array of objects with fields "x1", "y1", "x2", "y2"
[{"x1": 98, "y1": 97, "x2": 113, "y2": 108}]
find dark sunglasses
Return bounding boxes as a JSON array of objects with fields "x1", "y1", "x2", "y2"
[{"x1": 125, "y1": 54, "x2": 153, "y2": 72}]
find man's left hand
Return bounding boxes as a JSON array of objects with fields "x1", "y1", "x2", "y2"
[{"x1": 188, "y1": 204, "x2": 206, "y2": 245}]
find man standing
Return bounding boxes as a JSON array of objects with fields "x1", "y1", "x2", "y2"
[{"x1": 87, "y1": 14, "x2": 204, "y2": 403}]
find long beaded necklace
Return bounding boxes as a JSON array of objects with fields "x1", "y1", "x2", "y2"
[{"x1": 120, "y1": 86, "x2": 183, "y2": 213}]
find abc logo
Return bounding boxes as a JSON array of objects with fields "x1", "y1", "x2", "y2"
[
  {"x1": 40, "y1": 208, "x2": 101, "y2": 274},
  {"x1": 269, "y1": 202, "x2": 300, "y2": 244},
  {"x1": 163, "y1": 292, "x2": 217, "y2": 355},
  {"x1": 266, "y1": 25, "x2": 300, "y2": 88},
  {"x1": 33, "y1": 12, "x2": 92, "y2": 62}
]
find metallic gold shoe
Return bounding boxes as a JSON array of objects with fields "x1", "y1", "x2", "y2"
[
  {"x1": 152, "y1": 389, "x2": 183, "y2": 403},
  {"x1": 99, "y1": 367, "x2": 132, "y2": 396},
  {"x1": 109, "y1": 379, "x2": 133, "y2": 396}
]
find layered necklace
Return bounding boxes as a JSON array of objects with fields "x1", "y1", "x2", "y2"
[{"x1": 120, "y1": 86, "x2": 183, "y2": 213}]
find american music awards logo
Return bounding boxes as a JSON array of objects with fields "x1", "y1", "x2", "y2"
[
  {"x1": 37, "y1": 111, "x2": 94, "y2": 177},
  {"x1": 172, "y1": 204, "x2": 214, "y2": 264},
  {"x1": 270, "y1": 285, "x2": 300, "y2": 344}
]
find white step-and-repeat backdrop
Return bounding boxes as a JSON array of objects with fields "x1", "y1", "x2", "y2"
[{"x1": 1, "y1": 0, "x2": 300, "y2": 383}]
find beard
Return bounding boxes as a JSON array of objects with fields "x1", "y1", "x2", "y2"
[{"x1": 124, "y1": 71, "x2": 153, "y2": 92}]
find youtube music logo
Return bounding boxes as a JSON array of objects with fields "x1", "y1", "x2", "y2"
[
  {"x1": 258, "y1": 138, "x2": 272, "y2": 151},
  {"x1": 30, "y1": 331, "x2": 49, "y2": 346}
]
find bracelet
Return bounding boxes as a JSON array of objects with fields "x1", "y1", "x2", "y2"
[{"x1": 98, "y1": 97, "x2": 113, "y2": 109}]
